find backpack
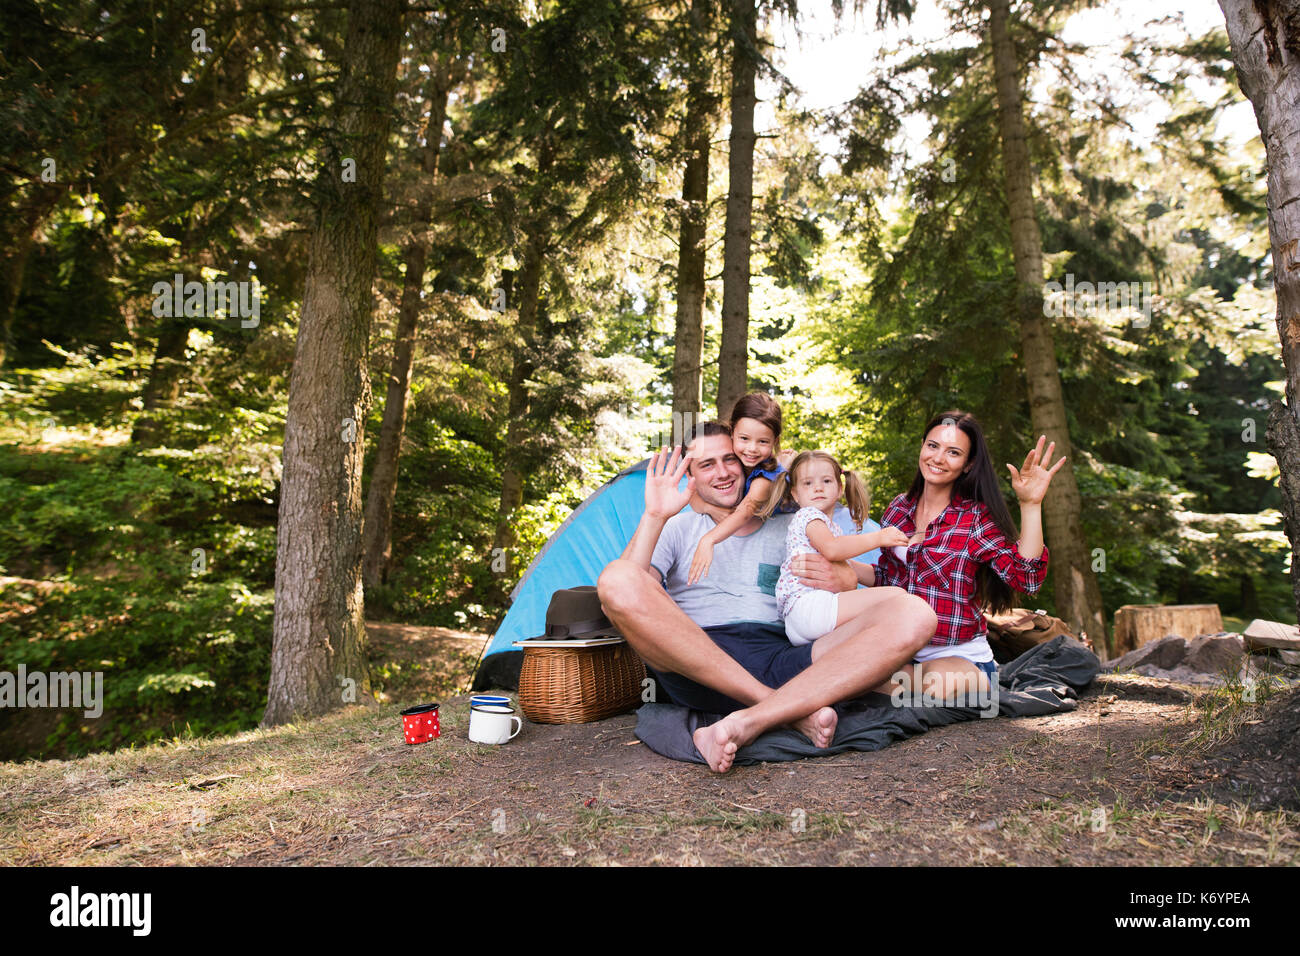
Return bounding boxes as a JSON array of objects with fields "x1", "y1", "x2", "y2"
[{"x1": 984, "y1": 608, "x2": 1083, "y2": 662}]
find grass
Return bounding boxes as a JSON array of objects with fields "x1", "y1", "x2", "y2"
[
  {"x1": 0, "y1": 704, "x2": 438, "y2": 866},
  {"x1": 998, "y1": 732, "x2": 1051, "y2": 769},
  {"x1": 1110, "y1": 659, "x2": 1293, "y2": 762},
  {"x1": 3, "y1": 632, "x2": 1298, "y2": 866},
  {"x1": 565, "y1": 802, "x2": 849, "y2": 840},
  {"x1": 368, "y1": 646, "x2": 483, "y2": 706},
  {"x1": 995, "y1": 795, "x2": 1299, "y2": 865},
  {"x1": 1183, "y1": 664, "x2": 1289, "y2": 754},
  {"x1": 5, "y1": 703, "x2": 1297, "y2": 865}
]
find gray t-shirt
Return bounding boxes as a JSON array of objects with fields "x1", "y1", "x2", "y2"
[{"x1": 650, "y1": 508, "x2": 793, "y2": 627}]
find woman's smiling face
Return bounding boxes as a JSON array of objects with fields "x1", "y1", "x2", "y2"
[
  {"x1": 919, "y1": 423, "x2": 971, "y2": 488},
  {"x1": 732, "y1": 417, "x2": 777, "y2": 469}
]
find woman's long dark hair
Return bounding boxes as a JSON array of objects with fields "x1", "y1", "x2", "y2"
[{"x1": 906, "y1": 410, "x2": 1020, "y2": 614}]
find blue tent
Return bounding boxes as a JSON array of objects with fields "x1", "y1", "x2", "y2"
[{"x1": 473, "y1": 458, "x2": 883, "y2": 686}]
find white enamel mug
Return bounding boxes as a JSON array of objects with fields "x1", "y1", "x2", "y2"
[{"x1": 468, "y1": 704, "x2": 522, "y2": 745}]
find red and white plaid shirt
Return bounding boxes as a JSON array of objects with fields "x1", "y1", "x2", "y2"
[{"x1": 873, "y1": 492, "x2": 1049, "y2": 648}]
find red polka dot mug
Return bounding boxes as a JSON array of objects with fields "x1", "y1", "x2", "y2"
[{"x1": 400, "y1": 703, "x2": 440, "y2": 745}]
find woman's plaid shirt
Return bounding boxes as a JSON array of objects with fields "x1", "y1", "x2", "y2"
[{"x1": 873, "y1": 492, "x2": 1049, "y2": 647}]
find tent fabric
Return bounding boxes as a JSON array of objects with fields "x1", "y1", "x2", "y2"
[
  {"x1": 474, "y1": 457, "x2": 883, "y2": 685},
  {"x1": 480, "y1": 460, "x2": 652, "y2": 664},
  {"x1": 633, "y1": 635, "x2": 1100, "y2": 765}
]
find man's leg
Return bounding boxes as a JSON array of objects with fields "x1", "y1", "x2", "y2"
[
  {"x1": 597, "y1": 559, "x2": 836, "y2": 745},
  {"x1": 597, "y1": 559, "x2": 774, "y2": 707},
  {"x1": 693, "y1": 590, "x2": 937, "y2": 771},
  {"x1": 808, "y1": 586, "x2": 912, "y2": 658}
]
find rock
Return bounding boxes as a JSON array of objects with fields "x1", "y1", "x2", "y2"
[
  {"x1": 1245, "y1": 654, "x2": 1276, "y2": 676},
  {"x1": 1280, "y1": 650, "x2": 1300, "y2": 667},
  {"x1": 1184, "y1": 633, "x2": 1245, "y2": 676},
  {"x1": 1241, "y1": 655, "x2": 1300, "y2": 690},
  {"x1": 1108, "y1": 633, "x2": 1291, "y2": 688},
  {"x1": 1106, "y1": 634, "x2": 1186, "y2": 673},
  {"x1": 1244, "y1": 619, "x2": 1300, "y2": 653},
  {"x1": 1134, "y1": 664, "x2": 1222, "y2": 686}
]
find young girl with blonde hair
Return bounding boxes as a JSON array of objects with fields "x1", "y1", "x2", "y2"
[{"x1": 770, "y1": 451, "x2": 909, "y2": 646}]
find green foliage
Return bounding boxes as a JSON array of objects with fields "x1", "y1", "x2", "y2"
[
  {"x1": 805, "y1": 1, "x2": 1286, "y2": 626},
  {"x1": 0, "y1": 573, "x2": 274, "y2": 760},
  {"x1": 1, "y1": 0, "x2": 1292, "y2": 762},
  {"x1": 0, "y1": 353, "x2": 279, "y2": 758}
]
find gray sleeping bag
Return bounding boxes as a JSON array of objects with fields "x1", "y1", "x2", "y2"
[{"x1": 634, "y1": 635, "x2": 1100, "y2": 765}]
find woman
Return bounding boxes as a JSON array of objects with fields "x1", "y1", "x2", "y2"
[{"x1": 867, "y1": 411, "x2": 1065, "y2": 701}]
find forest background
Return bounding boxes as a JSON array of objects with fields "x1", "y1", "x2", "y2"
[{"x1": 0, "y1": 0, "x2": 1289, "y2": 759}]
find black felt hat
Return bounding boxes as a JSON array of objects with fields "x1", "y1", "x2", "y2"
[{"x1": 529, "y1": 586, "x2": 623, "y2": 640}]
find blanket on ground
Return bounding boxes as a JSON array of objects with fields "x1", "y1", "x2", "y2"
[{"x1": 633, "y1": 635, "x2": 1100, "y2": 765}]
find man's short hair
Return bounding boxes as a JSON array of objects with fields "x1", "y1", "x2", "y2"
[{"x1": 677, "y1": 420, "x2": 732, "y2": 465}]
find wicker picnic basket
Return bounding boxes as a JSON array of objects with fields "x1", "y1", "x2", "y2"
[{"x1": 517, "y1": 641, "x2": 646, "y2": 724}]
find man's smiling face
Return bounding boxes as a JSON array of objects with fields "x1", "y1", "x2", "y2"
[{"x1": 686, "y1": 433, "x2": 745, "y2": 509}]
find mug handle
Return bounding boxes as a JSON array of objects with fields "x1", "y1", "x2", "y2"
[{"x1": 508, "y1": 716, "x2": 522, "y2": 740}]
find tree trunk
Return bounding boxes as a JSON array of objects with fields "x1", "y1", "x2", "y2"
[
  {"x1": 0, "y1": 236, "x2": 32, "y2": 369},
  {"x1": 0, "y1": 189, "x2": 60, "y2": 369},
  {"x1": 492, "y1": 235, "x2": 545, "y2": 562},
  {"x1": 134, "y1": 217, "x2": 204, "y2": 447},
  {"x1": 672, "y1": 0, "x2": 714, "y2": 421},
  {"x1": 1219, "y1": 0, "x2": 1300, "y2": 624},
  {"x1": 1112, "y1": 604, "x2": 1224, "y2": 656},
  {"x1": 131, "y1": 321, "x2": 190, "y2": 446},
  {"x1": 263, "y1": 0, "x2": 404, "y2": 727},
  {"x1": 362, "y1": 75, "x2": 454, "y2": 590},
  {"x1": 1240, "y1": 572, "x2": 1259, "y2": 617},
  {"x1": 716, "y1": 0, "x2": 757, "y2": 421},
  {"x1": 987, "y1": 0, "x2": 1109, "y2": 652}
]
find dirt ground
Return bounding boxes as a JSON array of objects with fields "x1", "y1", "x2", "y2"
[
  {"x1": 1, "y1": 626, "x2": 1297, "y2": 866},
  {"x1": 1188, "y1": 681, "x2": 1300, "y2": 811}
]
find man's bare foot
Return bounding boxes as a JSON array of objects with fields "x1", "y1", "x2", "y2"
[
  {"x1": 692, "y1": 715, "x2": 748, "y2": 773},
  {"x1": 791, "y1": 706, "x2": 838, "y2": 748}
]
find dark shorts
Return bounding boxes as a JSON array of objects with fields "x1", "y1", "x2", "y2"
[{"x1": 645, "y1": 621, "x2": 814, "y2": 714}]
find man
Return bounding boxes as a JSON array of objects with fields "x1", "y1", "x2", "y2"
[{"x1": 597, "y1": 421, "x2": 938, "y2": 772}]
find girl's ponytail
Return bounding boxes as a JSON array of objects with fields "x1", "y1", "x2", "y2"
[{"x1": 842, "y1": 470, "x2": 871, "y2": 532}]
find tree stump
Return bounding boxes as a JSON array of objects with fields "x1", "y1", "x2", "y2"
[{"x1": 1111, "y1": 604, "x2": 1223, "y2": 658}]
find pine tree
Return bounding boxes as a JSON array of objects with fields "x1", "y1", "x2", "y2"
[
  {"x1": 987, "y1": 0, "x2": 1107, "y2": 646},
  {"x1": 716, "y1": 0, "x2": 761, "y2": 419},
  {"x1": 362, "y1": 15, "x2": 471, "y2": 590},
  {"x1": 1218, "y1": 0, "x2": 1300, "y2": 621},
  {"x1": 468, "y1": 0, "x2": 675, "y2": 559},
  {"x1": 672, "y1": 0, "x2": 719, "y2": 421},
  {"x1": 263, "y1": 0, "x2": 405, "y2": 726}
]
